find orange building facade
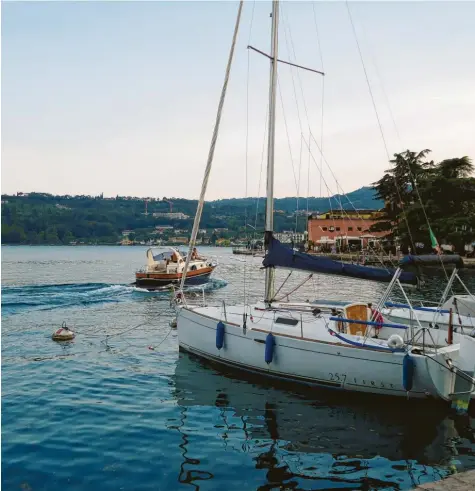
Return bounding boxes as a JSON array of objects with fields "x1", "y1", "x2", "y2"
[{"x1": 307, "y1": 210, "x2": 388, "y2": 249}]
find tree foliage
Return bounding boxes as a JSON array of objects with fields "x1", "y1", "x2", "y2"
[
  {"x1": 371, "y1": 150, "x2": 475, "y2": 252},
  {"x1": 1, "y1": 188, "x2": 381, "y2": 245}
]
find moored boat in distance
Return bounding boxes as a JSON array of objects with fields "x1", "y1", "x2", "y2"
[
  {"x1": 135, "y1": 247, "x2": 216, "y2": 290},
  {"x1": 232, "y1": 246, "x2": 264, "y2": 257}
]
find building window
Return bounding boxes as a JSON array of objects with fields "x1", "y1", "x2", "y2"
[
  {"x1": 325, "y1": 214, "x2": 330, "y2": 219},
  {"x1": 336, "y1": 227, "x2": 340, "y2": 231},
  {"x1": 322, "y1": 227, "x2": 327, "y2": 231},
  {"x1": 357, "y1": 227, "x2": 362, "y2": 232},
  {"x1": 348, "y1": 227, "x2": 353, "y2": 232}
]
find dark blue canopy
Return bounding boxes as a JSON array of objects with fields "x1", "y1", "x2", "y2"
[{"x1": 262, "y1": 237, "x2": 418, "y2": 285}]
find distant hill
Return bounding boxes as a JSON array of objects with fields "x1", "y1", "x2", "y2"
[
  {"x1": 1, "y1": 187, "x2": 382, "y2": 244},
  {"x1": 204, "y1": 186, "x2": 381, "y2": 212}
]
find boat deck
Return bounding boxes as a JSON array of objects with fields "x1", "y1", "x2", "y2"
[{"x1": 191, "y1": 304, "x2": 409, "y2": 351}]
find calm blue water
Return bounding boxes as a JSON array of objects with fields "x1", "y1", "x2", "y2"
[{"x1": 2, "y1": 246, "x2": 475, "y2": 490}]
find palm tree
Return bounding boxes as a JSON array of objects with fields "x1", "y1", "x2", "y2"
[
  {"x1": 388, "y1": 149, "x2": 434, "y2": 190},
  {"x1": 437, "y1": 156, "x2": 473, "y2": 179}
]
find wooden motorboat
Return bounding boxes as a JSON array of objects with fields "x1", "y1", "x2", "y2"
[{"x1": 135, "y1": 248, "x2": 216, "y2": 289}]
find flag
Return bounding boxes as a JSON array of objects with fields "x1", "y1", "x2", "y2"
[{"x1": 429, "y1": 227, "x2": 441, "y2": 254}]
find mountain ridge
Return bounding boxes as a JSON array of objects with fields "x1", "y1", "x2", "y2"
[{"x1": 1, "y1": 186, "x2": 382, "y2": 244}]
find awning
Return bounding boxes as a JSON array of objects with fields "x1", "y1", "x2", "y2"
[{"x1": 335, "y1": 235, "x2": 361, "y2": 241}]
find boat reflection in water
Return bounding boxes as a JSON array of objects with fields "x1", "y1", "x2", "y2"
[{"x1": 170, "y1": 353, "x2": 474, "y2": 490}]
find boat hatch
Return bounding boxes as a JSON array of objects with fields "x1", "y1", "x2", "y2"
[{"x1": 275, "y1": 317, "x2": 299, "y2": 326}]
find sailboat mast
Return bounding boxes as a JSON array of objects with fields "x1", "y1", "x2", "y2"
[{"x1": 264, "y1": 0, "x2": 279, "y2": 304}]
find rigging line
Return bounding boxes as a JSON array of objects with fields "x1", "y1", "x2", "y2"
[
  {"x1": 281, "y1": 6, "x2": 312, "y2": 214},
  {"x1": 302, "y1": 134, "x2": 394, "y2": 270},
  {"x1": 281, "y1": 4, "x2": 322, "y2": 155},
  {"x1": 345, "y1": 1, "x2": 416, "y2": 253},
  {"x1": 327, "y1": 188, "x2": 343, "y2": 260},
  {"x1": 277, "y1": 79, "x2": 300, "y2": 194},
  {"x1": 273, "y1": 5, "x2": 389, "y2": 269},
  {"x1": 355, "y1": 17, "x2": 403, "y2": 148},
  {"x1": 254, "y1": 102, "x2": 269, "y2": 233},
  {"x1": 281, "y1": 4, "x2": 316, "y2": 217},
  {"x1": 285, "y1": 11, "x2": 373, "y2": 263},
  {"x1": 399, "y1": 153, "x2": 451, "y2": 281},
  {"x1": 282, "y1": 2, "x2": 326, "y2": 214},
  {"x1": 306, "y1": 130, "x2": 311, "y2": 216},
  {"x1": 178, "y1": 0, "x2": 244, "y2": 295},
  {"x1": 355, "y1": 14, "x2": 450, "y2": 279},
  {"x1": 302, "y1": 128, "x2": 364, "y2": 258},
  {"x1": 283, "y1": 13, "x2": 306, "y2": 233},
  {"x1": 319, "y1": 80, "x2": 325, "y2": 199},
  {"x1": 274, "y1": 274, "x2": 313, "y2": 302},
  {"x1": 312, "y1": 1, "x2": 325, "y2": 199},
  {"x1": 309, "y1": 147, "x2": 344, "y2": 259},
  {"x1": 272, "y1": 270, "x2": 293, "y2": 301},
  {"x1": 304, "y1": 129, "x2": 397, "y2": 267},
  {"x1": 311, "y1": 274, "x2": 318, "y2": 300},
  {"x1": 295, "y1": 133, "x2": 303, "y2": 234},
  {"x1": 244, "y1": 0, "x2": 256, "y2": 308},
  {"x1": 281, "y1": 10, "x2": 304, "y2": 135},
  {"x1": 276, "y1": 7, "x2": 314, "y2": 245},
  {"x1": 280, "y1": 5, "x2": 319, "y2": 232},
  {"x1": 333, "y1": 163, "x2": 350, "y2": 257},
  {"x1": 280, "y1": 5, "x2": 311, "y2": 127}
]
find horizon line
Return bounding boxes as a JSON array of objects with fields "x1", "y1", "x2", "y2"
[{"x1": 1, "y1": 186, "x2": 376, "y2": 201}]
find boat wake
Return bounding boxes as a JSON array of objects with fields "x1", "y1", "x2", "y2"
[
  {"x1": 1, "y1": 283, "x2": 138, "y2": 315},
  {"x1": 1, "y1": 278, "x2": 228, "y2": 316},
  {"x1": 187, "y1": 278, "x2": 228, "y2": 292}
]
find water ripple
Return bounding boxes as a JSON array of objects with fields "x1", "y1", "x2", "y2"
[{"x1": 2, "y1": 246, "x2": 475, "y2": 490}]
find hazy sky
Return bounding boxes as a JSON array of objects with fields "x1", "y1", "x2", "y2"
[{"x1": 2, "y1": 1, "x2": 474, "y2": 200}]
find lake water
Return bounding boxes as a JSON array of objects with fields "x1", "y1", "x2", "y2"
[{"x1": 2, "y1": 245, "x2": 475, "y2": 490}]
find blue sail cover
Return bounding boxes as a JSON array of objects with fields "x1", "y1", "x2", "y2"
[
  {"x1": 399, "y1": 254, "x2": 464, "y2": 268},
  {"x1": 262, "y1": 237, "x2": 418, "y2": 285}
]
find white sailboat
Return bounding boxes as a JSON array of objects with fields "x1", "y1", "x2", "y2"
[
  {"x1": 381, "y1": 268, "x2": 475, "y2": 331},
  {"x1": 382, "y1": 295, "x2": 475, "y2": 332},
  {"x1": 310, "y1": 267, "x2": 475, "y2": 333},
  {"x1": 174, "y1": 1, "x2": 475, "y2": 409}
]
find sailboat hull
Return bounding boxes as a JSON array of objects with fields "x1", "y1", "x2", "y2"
[{"x1": 177, "y1": 305, "x2": 461, "y2": 401}]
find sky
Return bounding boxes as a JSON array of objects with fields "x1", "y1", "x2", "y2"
[{"x1": 2, "y1": 1, "x2": 475, "y2": 200}]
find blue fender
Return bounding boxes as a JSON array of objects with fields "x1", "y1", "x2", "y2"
[
  {"x1": 216, "y1": 321, "x2": 225, "y2": 350},
  {"x1": 402, "y1": 354, "x2": 415, "y2": 392},
  {"x1": 265, "y1": 333, "x2": 275, "y2": 364}
]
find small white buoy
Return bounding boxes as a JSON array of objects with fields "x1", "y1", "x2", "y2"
[
  {"x1": 169, "y1": 318, "x2": 178, "y2": 329},
  {"x1": 52, "y1": 322, "x2": 75, "y2": 341}
]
